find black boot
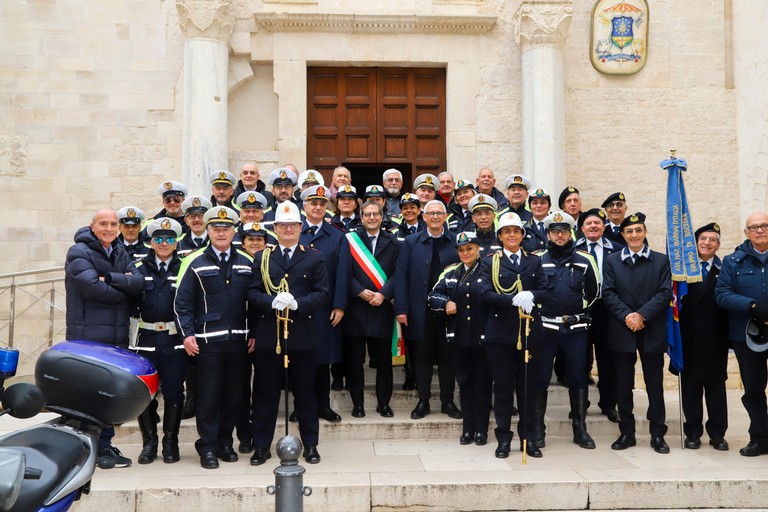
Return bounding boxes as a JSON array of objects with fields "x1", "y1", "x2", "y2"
[
  {"x1": 569, "y1": 388, "x2": 595, "y2": 449},
  {"x1": 530, "y1": 390, "x2": 548, "y2": 448},
  {"x1": 162, "y1": 403, "x2": 183, "y2": 463},
  {"x1": 182, "y1": 367, "x2": 196, "y2": 419},
  {"x1": 137, "y1": 401, "x2": 158, "y2": 464}
]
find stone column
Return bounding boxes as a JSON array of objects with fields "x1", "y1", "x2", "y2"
[
  {"x1": 513, "y1": 1, "x2": 573, "y2": 196},
  {"x1": 176, "y1": 0, "x2": 234, "y2": 194}
]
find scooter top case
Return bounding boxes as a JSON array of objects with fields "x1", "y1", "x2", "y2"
[{"x1": 35, "y1": 340, "x2": 159, "y2": 426}]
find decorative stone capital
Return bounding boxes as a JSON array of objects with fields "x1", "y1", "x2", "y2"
[
  {"x1": 176, "y1": 0, "x2": 235, "y2": 41},
  {"x1": 513, "y1": 1, "x2": 573, "y2": 48}
]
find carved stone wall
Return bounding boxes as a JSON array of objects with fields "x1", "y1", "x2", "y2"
[
  {"x1": 176, "y1": 0, "x2": 235, "y2": 40},
  {"x1": 514, "y1": 1, "x2": 573, "y2": 48}
]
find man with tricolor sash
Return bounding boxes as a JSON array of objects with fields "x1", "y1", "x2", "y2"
[{"x1": 343, "y1": 200, "x2": 401, "y2": 418}]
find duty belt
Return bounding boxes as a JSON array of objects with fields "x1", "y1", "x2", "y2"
[
  {"x1": 139, "y1": 319, "x2": 178, "y2": 335},
  {"x1": 132, "y1": 345, "x2": 184, "y2": 352},
  {"x1": 541, "y1": 314, "x2": 590, "y2": 324}
]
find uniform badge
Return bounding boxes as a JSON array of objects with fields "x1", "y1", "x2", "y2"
[
  {"x1": 403, "y1": 193, "x2": 411, "y2": 200},
  {"x1": 568, "y1": 186, "x2": 575, "y2": 192},
  {"x1": 253, "y1": 223, "x2": 261, "y2": 231},
  {"x1": 164, "y1": 181, "x2": 173, "y2": 190},
  {"x1": 478, "y1": 195, "x2": 486, "y2": 203},
  {"x1": 161, "y1": 219, "x2": 171, "y2": 230},
  {"x1": 317, "y1": 186, "x2": 325, "y2": 197},
  {"x1": 713, "y1": 223, "x2": 720, "y2": 232},
  {"x1": 308, "y1": 171, "x2": 316, "y2": 180},
  {"x1": 283, "y1": 205, "x2": 291, "y2": 213},
  {"x1": 629, "y1": 214, "x2": 639, "y2": 222},
  {"x1": 127, "y1": 208, "x2": 136, "y2": 218},
  {"x1": 371, "y1": 186, "x2": 379, "y2": 193},
  {"x1": 218, "y1": 171, "x2": 227, "y2": 181},
  {"x1": 192, "y1": 197, "x2": 201, "y2": 207},
  {"x1": 514, "y1": 176, "x2": 523, "y2": 183},
  {"x1": 599, "y1": 210, "x2": 606, "y2": 218},
  {"x1": 344, "y1": 185, "x2": 351, "y2": 193},
  {"x1": 279, "y1": 170, "x2": 287, "y2": 180},
  {"x1": 218, "y1": 209, "x2": 228, "y2": 219},
  {"x1": 458, "y1": 232, "x2": 469, "y2": 243},
  {"x1": 554, "y1": 212, "x2": 563, "y2": 222},
  {"x1": 247, "y1": 194, "x2": 256, "y2": 203},
  {"x1": 619, "y1": 192, "x2": 625, "y2": 200},
  {"x1": 425, "y1": 176, "x2": 433, "y2": 185},
  {"x1": 535, "y1": 188, "x2": 545, "y2": 196}
]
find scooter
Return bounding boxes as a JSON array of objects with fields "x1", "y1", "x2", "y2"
[{"x1": 0, "y1": 340, "x2": 158, "y2": 512}]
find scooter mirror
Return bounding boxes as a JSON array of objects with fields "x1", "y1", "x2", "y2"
[{"x1": 1, "y1": 383, "x2": 44, "y2": 419}]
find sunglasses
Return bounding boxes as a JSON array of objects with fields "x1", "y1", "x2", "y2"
[
  {"x1": 163, "y1": 196, "x2": 183, "y2": 204},
  {"x1": 153, "y1": 236, "x2": 177, "y2": 245}
]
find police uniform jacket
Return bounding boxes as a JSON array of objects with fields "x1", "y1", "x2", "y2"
[
  {"x1": 486, "y1": 187, "x2": 510, "y2": 210},
  {"x1": 300, "y1": 220, "x2": 351, "y2": 363},
  {"x1": 479, "y1": 251, "x2": 549, "y2": 345},
  {"x1": 498, "y1": 204, "x2": 533, "y2": 225},
  {"x1": 428, "y1": 260, "x2": 487, "y2": 347},
  {"x1": 522, "y1": 218, "x2": 548, "y2": 253},
  {"x1": 716, "y1": 239, "x2": 768, "y2": 343},
  {"x1": 603, "y1": 222, "x2": 626, "y2": 248},
  {"x1": 248, "y1": 245, "x2": 329, "y2": 351},
  {"x1": 601, "y1": 247, "x2": 672, "y2": 353},
  {"x1": 679, "y1": 256, "x2": 729, "y2": 381},
  {"x1": 119, "y1": 236, "x2": 149, "y2": 262},
  {"x1": 344, "y1": 228, "x2": 401, "y2": 339},
  {"x1": 466, "y1": 224, "x2": 502, "y2": 257},
  {"x1": 386, "y1": 195, "x2": 401, "y2": 216},
  {"x1": 393, "y1": 229, "x2": 460, "y2": 341},
  {"x1": 447, "y1": 202, "x2": 474, "y2": 235},
  {"x1": 173, "y1": 245, "x2": 254, "y2": 346},
  {"x1": 65, "y1": 226, "x2": 143, "y2": 347},
  {"x1": 133, "y1": 251, "x2": 182, "y2": 353},
  {"x1": 177, "y1": 233, "x2": 208, "y2": 258},
  {"x1": 331, "y1": 213, "x2": 362, "y2": 233},
  {"x1": 535, "y1": 243, "x2": 599, "y2": 332},
  {"x1": 391, "y1": 217, "x2": 426, "y2": 241}
]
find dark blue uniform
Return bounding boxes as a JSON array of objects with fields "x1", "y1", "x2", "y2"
[
  {"x1": 447, "y1": 203, "x2": 474, "y2": 235},
  {"x1": 174, "y1": 245, "x2": 254, "y2": 456},
  {"x1": 177, "y1": 233, "x2": 208, "y2": 258},
  {"x1": 248, "y1": 245, "x2": 329, "y2": 450},
  {"x1": 331, "y1": 213, "x2": 362, "y2": 233},
  {"x1": 391, "y1": 218, "x2": 426, "y2": 242},
  {"x1": 429, "y1": 260, "x2": 492, "y2": 440},
  {"x1": 394, "y1": 229, "x2": 460, "y2": 405},
  {"x1": 522, "y1": 218, "x2": 548, "y2": 253},
  {"x1": 480, "y1": 251, "x2": 549, "y2": 447}
]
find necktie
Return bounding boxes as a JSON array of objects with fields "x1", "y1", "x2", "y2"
[
  {"x1": 283, "y1": 247, "x2": 291, "y2": 265},
  {"x1": 588, "y1": 242, "x2": 597, "y2": 259},
  {"x1": 613, "y1": 226, "x2": 620, "y2": 237},
  {"x1": 409, "y1": 226, "x2": 417, "y2": 234},
  {"x1": 194, "y1": 237, "x2": 203, "y2": 247},
  {"x1": 158, "y1": 261, "x2": 167, "y2": 278},
  {"x1": 632, "y1": 253, "x2": 639, "y2": 264},
  {"x1": 538, "y1": 222, "x2": 545, "y2": 237},
  {"x1": 701, "y1": 261, "x2": 709, "y2": 279},
  {"x1": 428, "y1": 237, "x2": 442, "y2": 287},
  {"x1": 369, "y1": 235, "x2": 376, "y2": 253},
  {"x1": 310, "y1": 225, "x2": 318, "y2": 237},
  {"x1": 219, "y1": 252, "x2": 228, "y2": 280},
  {"x1": 509, "y1": 254, "x2": 518, "y2": 268},
  {"x1": 343, "y1": 218, "x2": 351, "y2": 230}
]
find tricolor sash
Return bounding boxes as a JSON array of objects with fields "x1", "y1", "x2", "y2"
[{"x1": 345, "y1": 231, "x2": 405, "y2": 365}]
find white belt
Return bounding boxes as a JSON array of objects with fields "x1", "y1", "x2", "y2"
[
  {"x1": 133, "y1": 345, "x2": 184, "y2": 352},
  {"x1": 139, "y1": 320, "x2": 178, "y2": 335}
]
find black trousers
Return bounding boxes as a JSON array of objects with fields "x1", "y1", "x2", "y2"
[
  {"x1": 733, "y1": 342, "x2": 768, "y2": 445},
  {"x1": 252, "y1": 349, "x2": 319, "y2": 449},
  {"x1": 536, "y1": 329, "x2": 589, "y2": 391},
  {"x1": 194, "y1": 344, "x2": 248, "y2": 455},
  {"x1": 413, "y1": 311, "x2": 455, "y2": 403},
  {"x1": 485, "y1": 343, "x2": 534, "y2": 443},
  {"x1": 236, "y1": 351, "x2": 258, "y2": 442},
  {"x1": 315, "y1": 363, "x2": 332, "y2": 410},
  {"x1": 454, "y1": 345, "x2": 492, "y2": 436},
  {"x1": 346, "y1": 335, "x2": 393, "y2": 408},
  {"x1": 590, "y1": 302, "x2": 617, "y2": 412},
  {"x1": 612, "y1": 336, "x2": 667, "y2": 437},
  {"x1": 680, "y1": 371, "x2": 728, "y2": 439}
]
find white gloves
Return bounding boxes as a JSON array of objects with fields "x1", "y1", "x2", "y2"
[
  {"x1": 512, "y1": 291, "x2": 535, "y2": 314},
  {"x1": 271, "y1": 291, "x2": 297, "y2": 311}
]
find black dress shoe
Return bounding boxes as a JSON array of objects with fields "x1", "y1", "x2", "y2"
[
  {"x1": 304, "y1": 445, "x2": 321, "y2": 464},
  {"x1": 709, "y1": 438, "x2": 729, "y2": 451},
  {"x1": 250, "y1": 447, "x2": 272, "y2": 466},
  {"x1": 331, "y1": 379, "x2": 344, "y2": 391},
  {"x1": 200, "y1": 451, "x2": 219, "y2": 469},
  {"x1": 602, "y1": 408, "x2": 620, "y2": 423},
  {"x1": 475, "y1": 433, "x2": 487, "y2": 446},
  {"x1": 739, "y1": 441, "x2": 768, "y2": 457},
  {"x1": 410, "y1": 400, "x2": 430, "y2": 419},
  {"x1": 520, "y1": 441, "x2": 542, "y2": 458},
  {"x1": 376, "y1": 404, "x2": 394, "y2": 417},
  {"x1": 216, "y1": 445, "x2": 239, "y2": 462},
  {"x1": 459, "y1": 432, "x2": 474, "y2": 445},
  {"x1": 238, "y1": 437, "x2": 254, "y2": 454},
  {"x1": 441, "y1": 400, "x2": 463, "y2": 419},
  {"x1": 289, "y1": 411, "x2": 298, "y2": 423},
  {"x1": 650, "y1": 435, "x2": 670, "y2": 454},
  {"x1": 351, "y1": 405, "x2": 366, "y2": 418},
  {"x1": 684, "y1": 436, "x2": 701, "y2": 449},
  {"x1": 611, "y1": 433, "x2": 636, "y2": 450},
  {"x1": 319, "y1": 407, "x2": 342, "y2": 423},
  {"x1": 495, "y1": 441, "x2": 511, "y2": 458}
]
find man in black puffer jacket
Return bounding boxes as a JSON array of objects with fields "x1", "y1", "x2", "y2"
[{"x1": 65, "y1": 208, "x2": 144, "y2": 469}]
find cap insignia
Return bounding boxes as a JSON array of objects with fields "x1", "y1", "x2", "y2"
[
  {"x1": 478, "y1": 195, "x2": 486, "y2": 203},
  {"x1": 514, "y1": 176, "x2": 522, "y2": 183},
  {"x1": 253, "y1": 223, "x2": 261, "y2": 231},
  {"x1": 630, "y1": 214, "x2": 639, "y2": 222},
  {"x1": 344, "y1": 185, "x2": 351, "y2": 193},
  {"x1": 217, "y1": 209, "x2": 227, "y2": 219},
  {"x1": 568, "y1": 186, "x2": 575, "y2": 192},
  {"x1": 317, "y1": 186, "x2": 326, "y2": 196},
  {"x1": 218, "y1": 171, "x2": 227, "y2": 180},
  {"x1": 403, "y1": 193, "x2": 411, "y2": 200},
  {"x1": 619, "y1": 193, "x2": 625, "y2": 200},
  {"x1": 535, "y1": 188, "x2": 544, "y2": 195},
  {"x1": 599, "y1": 211, "x2": 606, "y2": 218},
  {"x1": 161, "y1": 219, "x2": 171, "y2": 229},
  {"x1": 458, "y1": 233, "x2": 469, "y2": 243},
  {"x1": 279, "y1": 170, "x2": 287, "y2": 179},
  {"x1": 164, "y1": 181, "x2": 172, "y2": 190},
  {"x1": 308, "y1": 171, "x2": 315, "y2": 180},
  {"x1": 283, "y1": 205, "x2": 291, "y2": 213},
  {"x1": 713, "y1": 223, "x2": 720, "y2": 232},
  {"x1": 192, "y1": 197, "x2": 201, "y2": 207},
  {"x1": 553, "y1": 213, "x2": 563, "y2": 222},
  {"x1": 247, "y1": 194, "x2": 256, "y2": 203},
  {"x1": 127, "y1": 208, "x2": 136, "y2": 218},
  {"x1": 371, "y1": 186, "x2": 379, "y2": 193},
  {"x1": 425, "y1": 176, "x2": 433, "y2": 184}
]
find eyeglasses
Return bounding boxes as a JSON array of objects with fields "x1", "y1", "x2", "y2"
[
  {"x1": 186, "y1": 213, "x2": 204, "y2": 220},
  {"x1": 423, "y1": 211, "x2": 446, "y2": 217},
  {"x1": 548, "y1": 229, "x2": 571, "y2": 236},
  {"x1": 163, "y1": 196, "x2": 183, "y2": 204},
  {"x1": 747, "y1": 224, "x2": 768, "y2": 233},
  {"x1": 607, "y1": 201, "x2": 625, "y2": 209},
  {"x1": 153, "y1": 236, "x2": 177, "y2": 245},
  {"x1": 473, "y1": 210, "x2": 494, "y2": 217},
  {"x1": 362, "y1": 212, "x2": 382, "y2": 218}
]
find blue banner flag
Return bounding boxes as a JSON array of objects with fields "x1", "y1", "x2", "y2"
[{"x1": 662, "y1": 155, "x2": 701, "y2": 373}]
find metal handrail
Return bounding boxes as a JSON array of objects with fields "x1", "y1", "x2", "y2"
[{"x1": 0, "y1": 266, "x2": 66, "y2": 351}]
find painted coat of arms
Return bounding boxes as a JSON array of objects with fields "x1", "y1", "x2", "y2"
[{"x1": 590, "y1": 0, "x2": 649, "y2": 75}]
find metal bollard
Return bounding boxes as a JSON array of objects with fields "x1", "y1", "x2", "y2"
[{"x1": 266, "y1": 435, "x2": 312, "y2": 512}]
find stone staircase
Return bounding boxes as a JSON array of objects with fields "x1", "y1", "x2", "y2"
[{"x1": 3, "y1": 370, "x2": 766, "y2": 511}]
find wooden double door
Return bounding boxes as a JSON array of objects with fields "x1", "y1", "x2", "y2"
[{"x1": 307, "y1": 67, "x2": 446, "y2": 191}]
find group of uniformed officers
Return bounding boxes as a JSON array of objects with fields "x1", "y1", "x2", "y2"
[{"x1": 75, "y1": 162, "x2": 768, "y2": 469}]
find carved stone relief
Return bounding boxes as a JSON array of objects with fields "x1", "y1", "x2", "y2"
[
  {"x1": 0, "y1": 136, "x2": 28, "y2": 176},
  {"x1": 176, "y1": 0, "x2": 235, "y2": 41},
  {"x1": 514, "y1": 1, "x2": 573, "y2": 48}
]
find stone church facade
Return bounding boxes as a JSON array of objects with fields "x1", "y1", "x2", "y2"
[{"x1": 0, "y1": 0, "x2": 766, "y2": 272}]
